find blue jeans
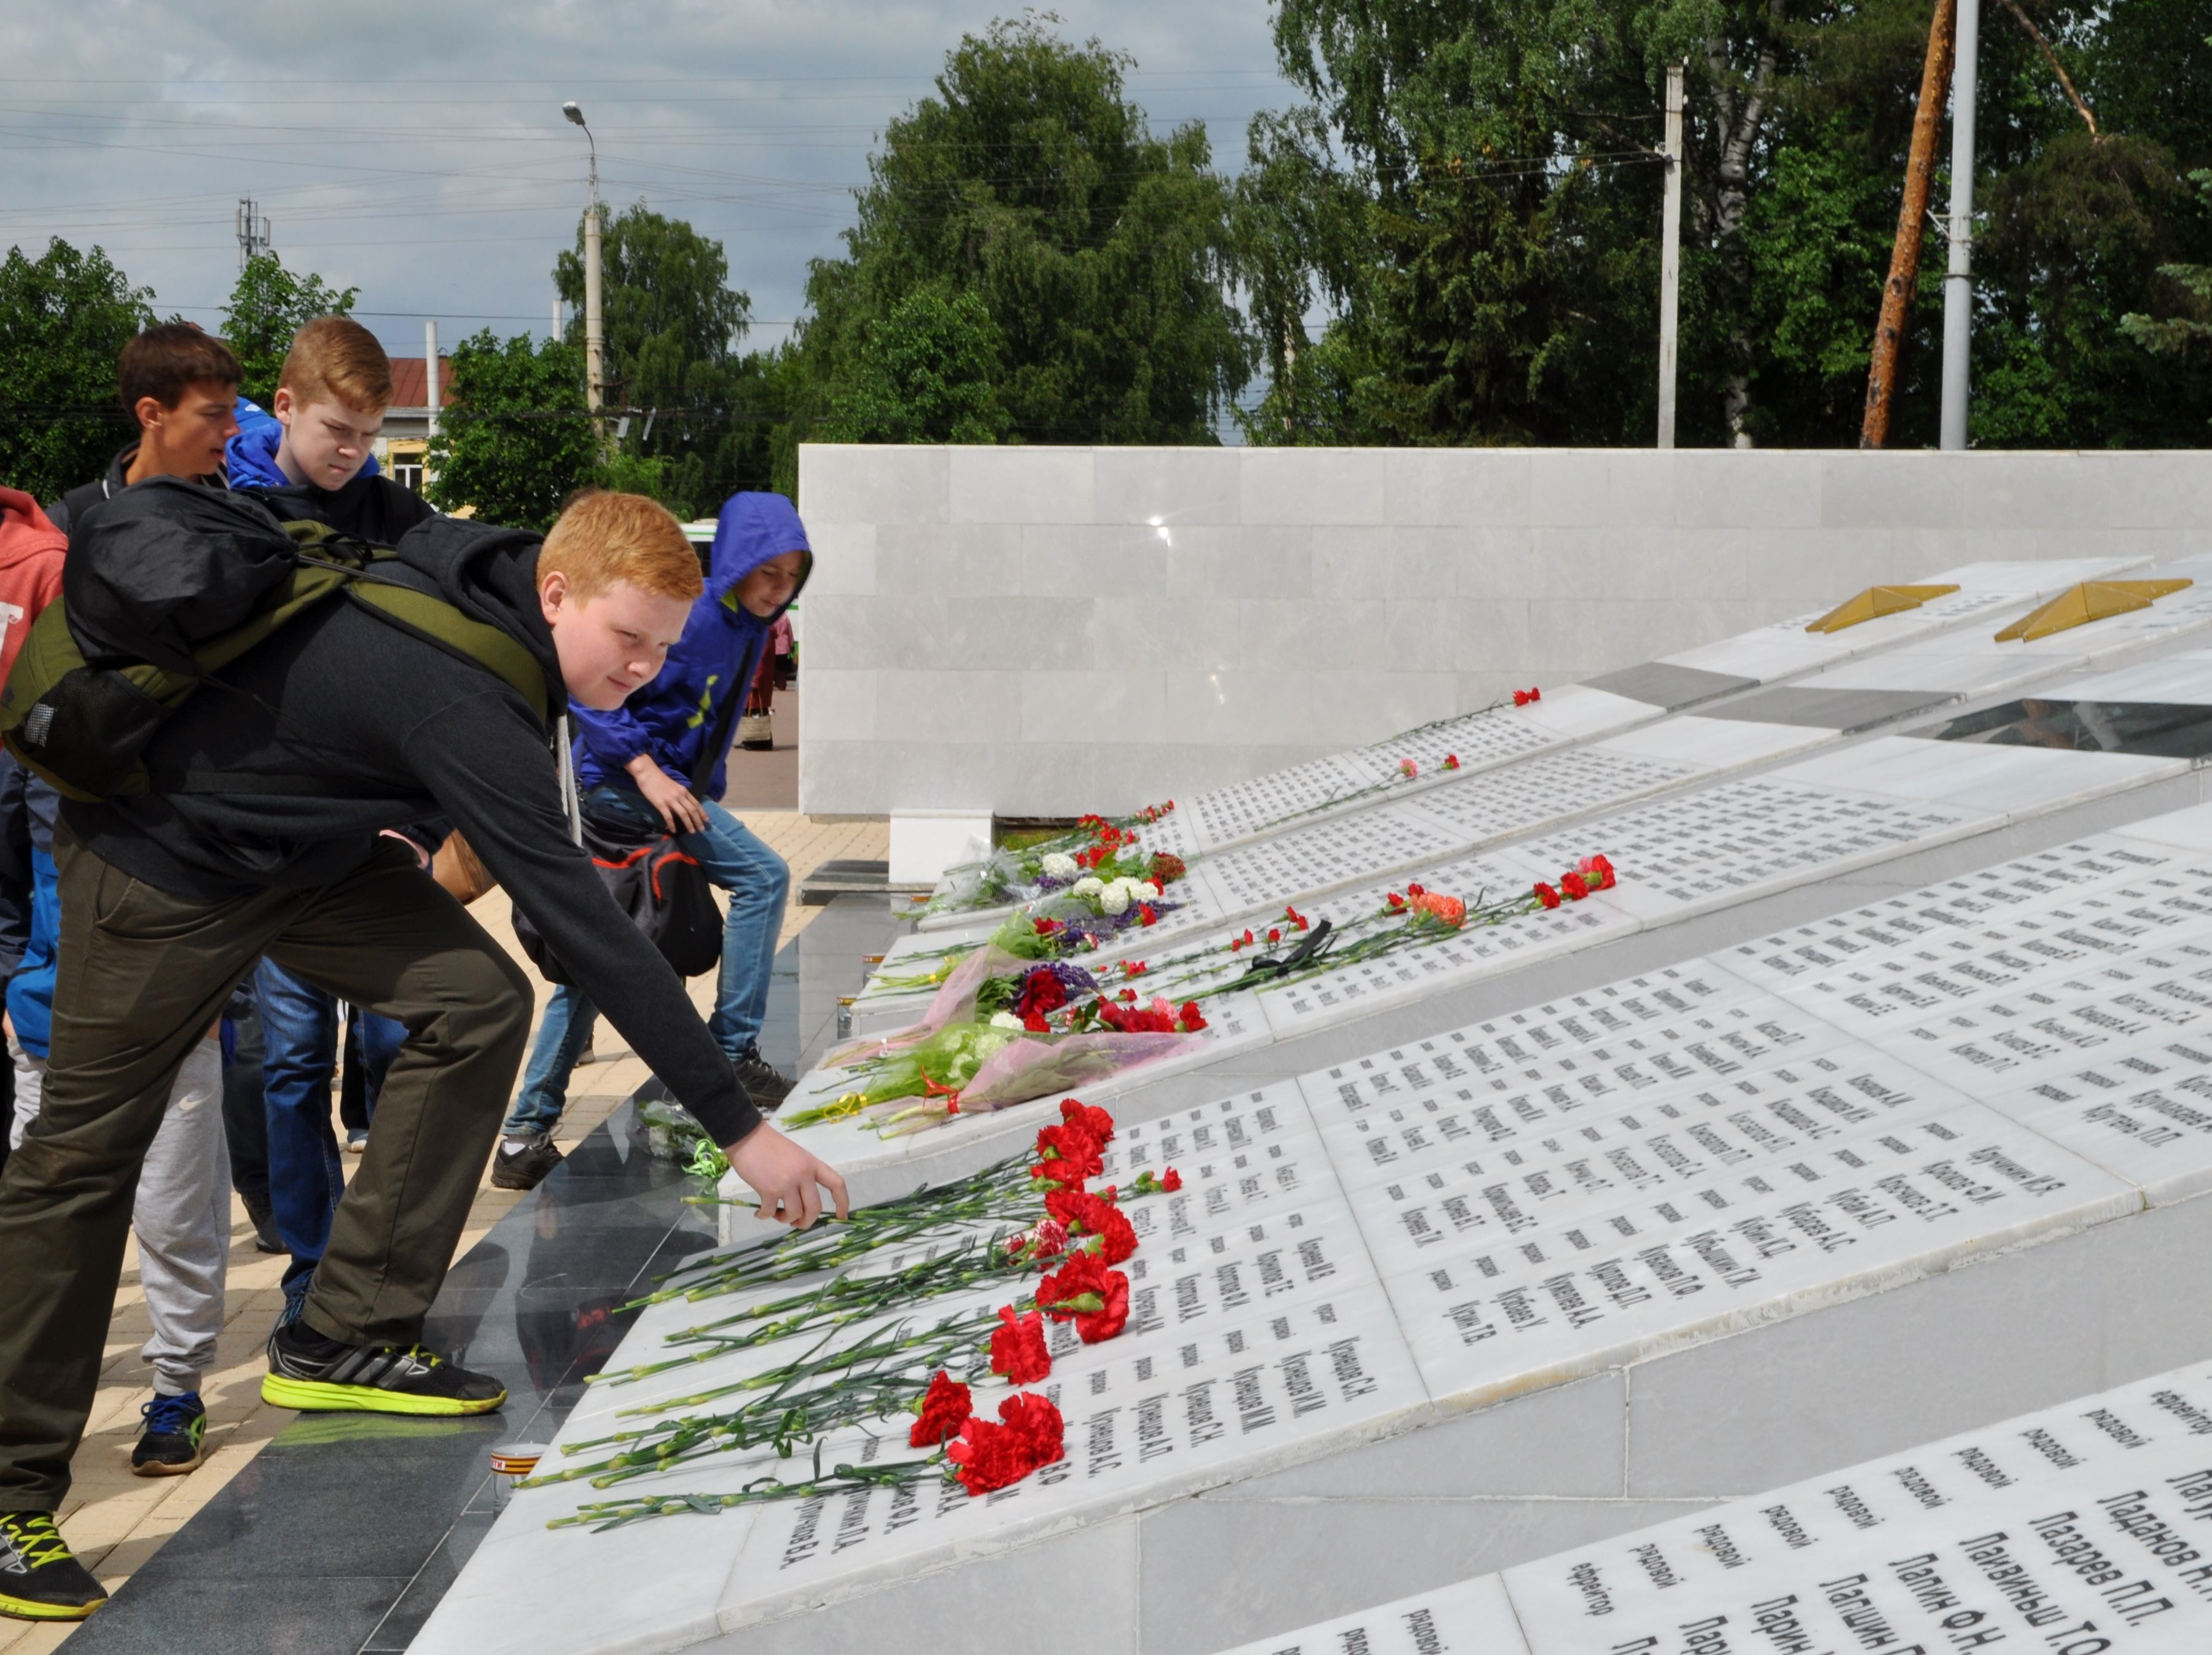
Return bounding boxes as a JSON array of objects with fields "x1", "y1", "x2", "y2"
[
  {"x1": 257, "y1": 957, "x2": 405, "y2": 1282},
  {"x1": 503, "y1": 787, "x2": 788, "y2": 1137}
]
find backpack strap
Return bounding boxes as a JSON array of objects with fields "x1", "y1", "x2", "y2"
[{"x1": 346, "y1": 580, "x2": 552, "y2": 726}]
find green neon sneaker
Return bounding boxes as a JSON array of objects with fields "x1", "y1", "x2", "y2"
[
  {"x1": 0, "y1": 1511, "x2": 105, "y2": 1621},
  {"x1": 262, "y1": 1321, "x2": 506, "y2": 1417},
  {"x1": 130, "y1": 1391, "x2": 208, "y2": 1477}
]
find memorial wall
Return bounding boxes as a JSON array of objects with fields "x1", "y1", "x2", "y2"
[
  {"x1": 417, "y1": 556, "x2": 2212, "y2": 1655},
  {"x1": 794, "y1": 445, "x2": 2212, "y2": 818}
]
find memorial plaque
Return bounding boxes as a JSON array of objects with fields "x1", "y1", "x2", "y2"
[
  {"x1": 1504, "y1": 1359, "x2": 2212, "y2": 1651},
  {"x1": 1178, "y1": 755, "x2": 1391, "y2": 855},
  {"x1": 1210, "y1": 1574, "x2": 1532, "y2": 1655},
  {"x1": 1362, "y1": 704, "x2": 1558, "y2": 776},
  {"x1": 1379, "y1": 1102, "x2": 2136, "y2": 1404},
  {"x1": 1407, "y1": 747, "x2": 1702, "y2": 842}
]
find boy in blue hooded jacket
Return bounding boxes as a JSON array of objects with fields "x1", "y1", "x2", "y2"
[{"x1": 493, "y1": 492, "x2": 810, "y2": 1190}]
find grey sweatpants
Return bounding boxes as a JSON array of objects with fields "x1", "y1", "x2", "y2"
[{"x1": 10, "y1": 1037, "x2": 228, "y2": 1397}]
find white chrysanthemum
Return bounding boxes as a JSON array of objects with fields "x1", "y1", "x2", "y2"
[
  {"x1": 1139, "y1": 881, "x2": 1162, "y2": 900},
  {"x1": 1098, "y1": 881, "x2": 1131, "y2": 916},
  {"x1": 988, "y1": 1010, "x2": 1025, "y2": 1030},
  {"x1": 1071, "y1": 877, "x2": 1104, "y2": 899},
  {"x1": 1040, "y1": 852, "x2": 1079, "y2": 879}
]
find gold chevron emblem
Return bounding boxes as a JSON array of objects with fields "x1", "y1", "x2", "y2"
[
  {"x1": 1804, "y1": 585, "x2": 1961, "y2": 634},
  {"x1": 1994, "y1": 580, "x2": 2194, "y2": 643}
]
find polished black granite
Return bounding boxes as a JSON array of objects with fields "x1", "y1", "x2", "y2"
[
  {"x1": 63, "y1": 894, "x2": 905, "y2": 1655},
  {"x1": 1927, "y1": 697, "x2": 2212, "y2": 760}
]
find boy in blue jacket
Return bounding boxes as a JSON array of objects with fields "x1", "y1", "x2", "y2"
[{"x1": 493, "y1": 492, "x2": 809, "y2": 1191}]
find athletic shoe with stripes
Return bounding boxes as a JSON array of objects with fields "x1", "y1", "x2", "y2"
[
  {"x1": 130, "y1": 1391, "x2": 208, "y2": 1476},
  {"x1": 262, "y1": 1321, "x2": 507, "y2": 1416},
  {"x1": 0, "y1": 1512, "x2": 104, "y2": 1621}
]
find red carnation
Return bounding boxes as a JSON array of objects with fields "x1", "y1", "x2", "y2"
[
  {"x1": 1077, "y1": 1270, "x2": 1131, "y2": 1342},
  {"x1": 1387, "y1": 891, "x2": 1406, "y2": 911},
  {"x1": 1267, "y1": 928, "x2": 1282, "y2": 944},
  {"x1": 1581, "y1": 854, "x2": 1616, "y2": 890},
  {"x1": 909, "y1": 1370, "x2": 974, "y2": 1447},
  {"x1": 1034, "y1": 1121, "x2": 1106, "y2": 1182},
  {"x1": 1561, "y1": 871, "x2": 1589, "y2": 901},
  {"x1": 1138, "y1": 904, "x2": 1157, "y2": 927},
  {"x1": 989, "y1": 1305, "x2": 1052, "y2": 1385},
  {"x1": 947, "y1": 1393, "x2": 1067, "y2": 1495},
  {"x1": 1534, "y1": 882, "x2": 1561, "y2": 910},
  {"x1": 1033, "y1": 916, "x2": 1060, "y2": 935},
  {"x1": 1161, "y1": 1167, "x2": 1183, "y2": 1192},
  {"x1": 1060, "y1": 1191, "x2": 1138, "y2": 1264},
  {"x1": 1407, "y1": 882, "x2": 1426, "y2": 898},
  {"x1": 1038, "y1": 1252, "x2": 1114, "y2": 1321},
  {"x1": 1443, "y1": 754, "x2": 1461, "y2": 770},
  {"x1": 1023, "y1": 1012, "x2": 1051, "y2": 1033},
  {"x1": 1178, "y1": 1000, "x2": 1208, "y2": 1032},
  {"x1": 1060, "y1": 1099, "x2": 1116, "y2": 1143},
  {"x1": 1016, "y1": 968, "x2": 1068, "y2": 1019}
]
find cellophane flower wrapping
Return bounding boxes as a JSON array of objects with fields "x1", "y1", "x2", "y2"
[{"x1": 956, "y1": 1027, "x2": 1202, "y2": 1109}]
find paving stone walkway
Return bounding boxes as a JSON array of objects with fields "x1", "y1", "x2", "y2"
[{"x1": 0, "y1": 809, "x2": 888, "y2": 1654}]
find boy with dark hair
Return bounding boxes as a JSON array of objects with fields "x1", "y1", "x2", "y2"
[
  {"x1": 18, "y1": 334, "x2": 248, "y2": 1492},
  {"x1": 0, "y1": 486, "x2": 846, "y2": 1623},
  {"x1": 45, "y1": 323, "x2": 240, "y2": 536}
]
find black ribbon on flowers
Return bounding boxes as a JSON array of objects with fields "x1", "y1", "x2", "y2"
[{"x1": 1238, "y1": 917, "x2": 1335, "y2": 982}]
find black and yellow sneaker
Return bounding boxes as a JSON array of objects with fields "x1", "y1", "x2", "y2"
[
  {"x1": 0, "y1": 1511, "x2": 105, "y2": 1621},
  {"x1": 130, "y1": 1391, "x2": 208, "y2": 1477},
  {"x1": 262, "y1": 1322, "x2": 507, "y2": 1417}
]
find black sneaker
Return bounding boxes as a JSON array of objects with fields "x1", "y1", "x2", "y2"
[
  {"x1": 0, "y1": 1511, "x2": 105, "y2": 1621},
  {"x1": 491, "y1": 1134, "x2": 563, "y2": 1192},
  {"x1": 241, "y1": 1191, "x2": 284, "y2": 1255},
  {"x1": 262, "y1": 1322, "x2": 506, "y2": 1417},
  {"x1": 733, "y1": 1045, "x2": 793, "y2": 1110},
  {"x1": 130, "y1": 1392, "x2": 208, "y2": 1477}
]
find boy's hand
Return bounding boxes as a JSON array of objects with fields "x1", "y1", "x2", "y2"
[
  {"x1": 627, "y1": 756, "x2": 708, "y2": 835},
  {"x1": 725, "y1": 1122, "x2": 850, "y2": 1229}
]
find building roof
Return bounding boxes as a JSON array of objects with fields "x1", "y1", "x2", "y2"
[{"x1": 386, "y1": 356, "x2": 455, "y2": 411}]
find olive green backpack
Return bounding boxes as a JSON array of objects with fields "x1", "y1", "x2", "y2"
[{"x1": 1, "y1": 491, "x2": 547, "y2": 803}]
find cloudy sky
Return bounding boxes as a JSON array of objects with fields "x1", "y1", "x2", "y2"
[{"x1": 2, "y1": 1, "x2": 1292, "y2": 366}]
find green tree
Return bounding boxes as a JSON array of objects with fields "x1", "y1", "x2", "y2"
[
  {"x1": 793, "y1": 14, "x2": 1249, "y2": 448},
  {"x1": 0, "y1": 238, "x2": 155, "y2": 502},
  {"x1": 820, "y1": 282, "x2": 1011, "y2": 443},
  {"x1": 425, "y1": 330, "x2": 596, "y2": 531},
  {"x1": 555, "y1": 203, "x2": 753, "y2": 515},
  {"x1": 221, "y1": 252, "x2": 359, "y2": 407}
]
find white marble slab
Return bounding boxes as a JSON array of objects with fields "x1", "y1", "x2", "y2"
[
  {"x1": 1210, "y1": 1573, "x2": 1533, "y2": 1655},
  {"x1": 1503, "y1": 1357, "x2": 2212, "y2": 1651},
  {"x1": 2039, "y1": 646, "x2": 2212, "y2": 706},
  {"x1": 1379, "y1": 1100, "x2": 2140, "y2": 1409}
]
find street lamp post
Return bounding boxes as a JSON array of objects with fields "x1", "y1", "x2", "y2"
[{"x1": 562, "y1": 101, "x2": 605, "y2": 433}]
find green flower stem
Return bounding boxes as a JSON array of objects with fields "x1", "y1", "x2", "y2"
[{"x1": 548, "y1": 1456, "x2": 948, "y2": 1531}]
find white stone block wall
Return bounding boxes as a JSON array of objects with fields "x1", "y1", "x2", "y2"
[{"x1": 795, "y1": 445, "x2": 2212, "y2": 817}]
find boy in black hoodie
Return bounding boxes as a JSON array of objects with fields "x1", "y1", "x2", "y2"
[{"x1": 0, "y1": 486, "x2": 847, "y2": 1624}]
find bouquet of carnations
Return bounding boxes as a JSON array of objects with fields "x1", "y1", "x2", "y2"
[
  {"x1": 787, "y1": 944, "x2": 1208, "y2": 1136},
  {"x1": 916, "y1": 803, "x2": 1179, "y2": 918},
  {"x1": 536, "y1": 1101, "x2": 1179, "y2": 1528}
]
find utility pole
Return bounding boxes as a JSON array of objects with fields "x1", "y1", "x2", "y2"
[
  {"x1": 553, "y1": 295, "x2": 565, "y2": 341},
  {"x1": 1656, "y1": 60, "x2": 1686, "y2": 450},
  {"x1": 423, "y1": 319, "x2": 440, "y2": 489},
  {"x1": 1861, "y1": 0, "x2": 1957, "y2": 449},
  {"x1": 1938, "y1": 0, "x2": 1980, "y2": 450},
  {"x1": 234, "y1": 198, "x2": 270, "y2": 271},
  {"x1": 563, "y1": 101, "x2": 605, "y2": 439}
]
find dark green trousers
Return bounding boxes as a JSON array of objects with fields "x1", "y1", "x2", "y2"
[{"x1": 0, "y1": 829, "x2": 532, "y2": 1509}]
